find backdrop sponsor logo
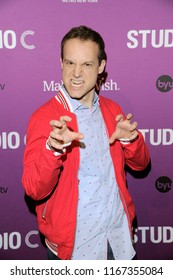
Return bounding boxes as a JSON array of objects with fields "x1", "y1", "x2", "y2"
[
  {"x1": 61, "y1": 0, "x2": 98, "y2": 3},
  {"x1": 127, "y1": 29, "x2": 173, "y2": 48},
  {"x1": 0, "y1": 131, "x2": 25, "y2": 150},
  {"x1": 0, "y1": 186, "x2": 8, "y2": 194},
  {"x1": 43, "y1": 80, "x2": 63, "y2": 92},
  {"x1": 139, "y1": 128, "x2": 173, "y2": 146},
  {"x1": 0, "y1": 30, "x2": 35, "y2": 50},
  {"x1": 134, "y1": 226, "x2": 173, "y2": 243},
  {"x1": 0, "y1": 230, "x2": 39, "y2": 250},
  {"x1": 2, "y1": 227, "x2": 172, "y2": 251},
  {"x1": 156, "y1": 75, "x2": 173, "y2": 92},
  {"x1": 0, "y1": 83, "x2": 5, "y2": 91},
  {"x1": 43, "y1": 79, "x2": 120, "y2": 92},
  {"x1": 1, "y1": 129, "x2": 172, "y2": 150},
  {"x1": 155, "y1": 176, "x2": 172, "y2": 193}
]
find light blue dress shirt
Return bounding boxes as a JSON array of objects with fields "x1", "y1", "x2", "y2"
[{"x1": 62, "y1": 87, "x2": 135, "y2": 260}]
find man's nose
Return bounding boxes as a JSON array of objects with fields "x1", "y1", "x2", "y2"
[{"x1": 73, "y1": 64, "x2": 82, "y2": 77}]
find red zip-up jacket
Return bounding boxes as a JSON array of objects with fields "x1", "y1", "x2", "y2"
[{"x1": 22, "y1": 92, "x2": 150, "y2": 260}]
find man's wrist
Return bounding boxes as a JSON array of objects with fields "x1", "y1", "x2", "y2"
[
  {"x1": 119, "y1": 138, "x2": 130, "y2": 145},
  {"x1": 46, "y1": 138, "x2": 72, "y2": 156}
]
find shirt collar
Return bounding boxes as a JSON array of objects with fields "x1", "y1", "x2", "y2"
[{"x1": 61, "y1": 84, "x2": 99, "y2": 112}]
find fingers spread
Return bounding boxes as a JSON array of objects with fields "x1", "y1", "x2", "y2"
[
  {"x1": 130, "y1": 121, "x2": 138, "y2": 131},
  {"x1": 109, "y1": 132, "x2": 116, "y2": 144},
  {"x1": 60, "y1": 115, "x2": 72, "y2": 124},
  {"x1": 115, "y1": 114, "x2": 123, "y2": 122},
  {"x1": 126, "y1": 113, "x2": 133, "y2": 120},
  {"x1": 50, "y1": 116, "x2": 72, "y2": 128}
]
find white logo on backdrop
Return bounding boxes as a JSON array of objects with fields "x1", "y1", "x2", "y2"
[
  {"x1": 1, "y1": 226, "x2": 172, "y2": 252},
  {"x1": 0, "y1": 30, "x2": 35, "y2": 49},
  {"x1": 61, "y1": 0, "x2": 98, "y2": 3},
  {"x1": 43, "y1": 80, "x2": 120, "y2": 92},
  {"x1": 0, "y1": 230, "x2": 39, "y2": 250},
  {"x1": 0, "y1": 129, "x2": 172, "y2": 150},
  {"x1": 0, "y1": 129, "x2": 173, "y2": 150},
  {"x1": 134, "y1": 226, "x2": 173, "y2": 244},
  {"x1": 127, "y1": 29, "x2": 173, "y2": 48},
  {"x1": 139, "y1": 129, "x2": 173, "y2": 146}
]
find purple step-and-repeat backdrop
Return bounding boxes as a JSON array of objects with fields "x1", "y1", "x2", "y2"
[{"x1": 0, "y1": 0, "x2": 173, "y2": 260}]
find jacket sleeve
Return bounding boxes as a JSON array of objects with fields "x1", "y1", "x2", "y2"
[
  {"x1": 22, "y1": 113, "x2": 64, "y2": 201},
  {"x1": 122, "y1": 131, "x2": 150, "y2": 171},
  {"x1": 100, "y1": 96, "x2": 150, "y2": 172}
]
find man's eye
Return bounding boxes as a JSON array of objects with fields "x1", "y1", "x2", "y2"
[
  {"x1": 66, "y1": 61, "x2": 73, "y2": 65},
  {"x1": 85, "y1": 63, "x2": 92, "y2": 67}
]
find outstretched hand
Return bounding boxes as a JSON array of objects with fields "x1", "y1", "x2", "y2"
[
  {"x1": 48, "y1": 116, "x2": 84, "y2": 150},
  {"x1": 109, "y1": 113, "x2": 138, "y2": 144}
]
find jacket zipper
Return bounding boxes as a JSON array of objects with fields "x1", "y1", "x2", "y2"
[{"x1": 42, "y1": 201, "x2": 48, "y2": 220}]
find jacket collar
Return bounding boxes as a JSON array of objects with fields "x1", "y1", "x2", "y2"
[{"x1": 55, "y1": 84, "x2": 99, "y2": 112}]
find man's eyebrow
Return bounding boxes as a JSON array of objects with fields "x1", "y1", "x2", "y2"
[
  {"x1": 64, "y1": 58, "x2": 72, "y2": 62},
  {"x1": 63, "y1": 59, "x2": 94, "y2": 64},
  {"x1": 82, "y1": 60, "x2": 94, "y2": 64}
]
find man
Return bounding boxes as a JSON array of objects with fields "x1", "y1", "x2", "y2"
[{"x1": 22, "y1": 25, "x2": 150, "y2": 260}]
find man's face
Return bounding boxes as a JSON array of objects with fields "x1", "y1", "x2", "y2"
[{"x1": 60, "y1": 38, "x2": 105, "y2": 107}]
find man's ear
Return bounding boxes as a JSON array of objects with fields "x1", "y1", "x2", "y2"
[
  {"x1": 60, "y1": 58, "x2": 63, "y2": 70},
  {"x1": 98, "y1": 60, "x2": 106, "y2": 74}
]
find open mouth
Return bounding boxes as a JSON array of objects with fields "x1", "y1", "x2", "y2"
[{"x1": 71, "y1": 79, "x2": 84, "y2": 86}]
